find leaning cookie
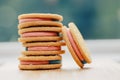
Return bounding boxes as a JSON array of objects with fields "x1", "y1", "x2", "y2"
[
  {"x1": 62, "y1": 22, "x2": 92, "y2": 68},
  {"x1": 18, "y1": 55, "x2": 62, "y2": 70}
]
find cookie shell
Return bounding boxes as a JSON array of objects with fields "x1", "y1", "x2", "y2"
[
  {"x1": 18, "y1": 36, "x2": 63, "y2": 43},
  {"x1": 22, "y1": 42, "x2": 65, "y2": 47},
  {"x1": 18, "y1": 21, "x2": 63, "y2": 29},
  {"x1": 18, "y1": 27, "x2": 62, "y2": 35},
  {"x1": 18, "y1": 13, "x2": 63, "y2": 21},
  {"x1": 22, "y1": 50, "x2": 65, "y2": 56},
  {"x1": 18, "y1": 55, "x2": 61, "y2": 61},
  {"x1": 19, "y1": 64, "x2": 61, "y2": 70}
]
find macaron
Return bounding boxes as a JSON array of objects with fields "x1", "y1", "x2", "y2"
[
  {"x1": 19, "y1": 55, "x2": 62, "y2": 70},
  {"x1": 62, "y1": 22, "x2": 92, "y2": 68},
  {"x1": 22, "y1": 41, "x2": 65, "y2": 56}
]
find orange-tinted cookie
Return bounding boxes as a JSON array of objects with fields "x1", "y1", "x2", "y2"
[
  {"x1": 18, "y1": 36, "x2": 63, "y2": 43},
  {"x1": 22, "y1": 50, "x2": 65, "y2": 56},
  {"x1": 18, "y1": 13, "x2": 63, "y2": 21},
  {"x1": 18, "y1": 27, "x2": 62, "y2": 34},
  {"x1": 19, "y1": 64, "x2": 61, "y2": 70},
  {"x1": 22, "y1": 42, "x2": 65, "y2": 47},
  {"x1": 18, "y1": 55, "x2": 61, "y2": 61},
  {"x1": 18, "y1": 21, "x2": 63, "y2": 29}
]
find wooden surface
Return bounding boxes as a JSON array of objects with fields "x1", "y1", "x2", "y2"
[
  {"x1": 0, "y1": 40, "x2": 120, "y2": 80},
  {"x1": 0, "y1": 58, "x2": 120, "y2": 80}
]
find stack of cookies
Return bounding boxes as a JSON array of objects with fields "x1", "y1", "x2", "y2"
[{"x1": 18, "y1": 13, "x2": 65, "y2": 70}]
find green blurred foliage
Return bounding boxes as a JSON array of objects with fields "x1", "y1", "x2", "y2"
[{"x1": 0, "y1": 0, "x2": 120, "y2": 41}]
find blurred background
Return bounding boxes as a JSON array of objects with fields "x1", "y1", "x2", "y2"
[
  {"x1": 0, "y1": 0, "x2": 120, "y2": 42},
  {"x1": 0, "y1": 1, "x2": 120, "y2": 77}
]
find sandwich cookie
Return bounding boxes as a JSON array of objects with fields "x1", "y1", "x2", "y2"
[
  {"x1": 62, "y1": 22, "x2": 92, "y2": 68},
  {"x1": 19, "y1": 31, "x2": 62, "y2": 43},
  {"x1": 18, "y1": 13, "x2": 63, "y2": 22},
  {"x1": 22, "y1": 41, "x2": 65, "y2": 56},
  {"x1": 19, "y1": 55, "x2": 62, "y2": 70}
]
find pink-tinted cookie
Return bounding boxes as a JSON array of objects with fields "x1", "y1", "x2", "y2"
[
  {"x1": 20, "y1": 60, "x2": 61, "y2": 65},
  {"x1": 66, "y1": 28, "x2": 84, "y2": 61},
  {"x1": 21, "y1": 32, "x2": 58, "y2": 37},
  {"x1": 20, "y1": 61, "x2": 49, "y2": 65}
]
